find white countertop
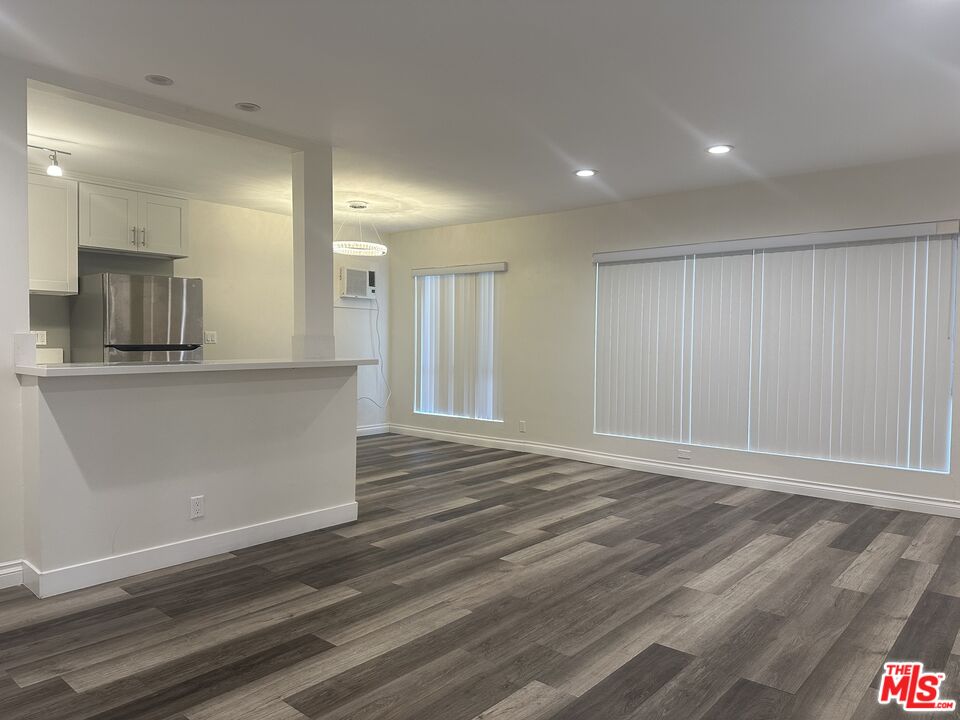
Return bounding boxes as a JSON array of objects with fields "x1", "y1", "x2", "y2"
[{"x1": 16, "y1": 357, "x2": 377, "y2": 377}]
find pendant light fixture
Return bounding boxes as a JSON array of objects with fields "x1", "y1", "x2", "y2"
[
  {"x1": 333, "y1": 200, "x2": 388, "y2": 256},
  {"x1": 28, "y1": 144, "x2": 72, "y2": 177}
]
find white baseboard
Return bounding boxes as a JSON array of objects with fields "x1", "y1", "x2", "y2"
[
  {"x1": 357, "y1": 424, "x2": 390, "y2": 437},
  {"x1": 0, "y1": 560, "x2": 22, "y2": 590},
  {"x1": 23, "y1": 501, "x2": 358, "y2": 598},
  {"x1": 389, "y1": 423, "x2": 960, "y2": 519}
]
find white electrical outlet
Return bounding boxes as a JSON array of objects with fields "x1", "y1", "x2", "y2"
[
  {"x1": 33, "y1": 330, "x2": 47, "y2": 346},
  {"x1": 203, "y1": 330, "x2": 218, "y2": 344},
  {"x1": 519, "y1": 420, "x2": 527, "y2": 433},
  {"x1": 190, "y1": 495, "x2": 205, "y2": 519}
]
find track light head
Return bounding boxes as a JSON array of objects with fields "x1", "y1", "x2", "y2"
[{"x1": 46, "y1": 152, "x2": 63, "y2": 177}]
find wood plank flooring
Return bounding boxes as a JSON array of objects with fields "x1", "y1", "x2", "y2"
[{"x1": 2, "y1": 433, "x2": 959, "y2": 719}]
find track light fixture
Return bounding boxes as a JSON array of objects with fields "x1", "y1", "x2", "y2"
[{"x1": 28, "y1": 144, "x2": 72, "y2": 177}]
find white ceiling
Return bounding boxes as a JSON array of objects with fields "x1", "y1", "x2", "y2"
[
  {"x1": 28, "y1": 88, "x2": 294, "y2": 215},
  {"x1": 5, "y1": 0, "x2": 960, "y2": 232}
]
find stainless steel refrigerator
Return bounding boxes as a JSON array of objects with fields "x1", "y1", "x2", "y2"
[{"x1": 71, "y1": 273, "x2": 204, "y2": 363}]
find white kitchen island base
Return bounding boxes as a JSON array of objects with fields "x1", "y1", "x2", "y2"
[{"x1": 17, "y1": 359, "x2": 375, "y2": 597}]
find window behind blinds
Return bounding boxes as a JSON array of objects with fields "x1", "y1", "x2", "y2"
[
  {"x1": 415, "y1": 271, "x2": 500, "y2": 421},
  {"x1": 594, "y1": 230, "x2": 957, "y2": 471}
]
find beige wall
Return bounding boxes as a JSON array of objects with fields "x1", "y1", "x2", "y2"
[
  {"x1": 28, "y1": 296, "x2": 70, "y2": 362},
  {"x1": 388, "y1": 152, "x2": 960, "y2": 508},
  {"x1": 175, "y1": 201, "x2": 389, "y2": 429},
  {"x1": 176, "y1": 200, "x2": 294, "y2": 360},
  {"x1": 332, "y1": 225, "x2": 390, "y2": 431}
]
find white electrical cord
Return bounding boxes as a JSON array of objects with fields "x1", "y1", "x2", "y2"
[{"x1": 357, "y1": 295, "x2": 391, "y2": 409}]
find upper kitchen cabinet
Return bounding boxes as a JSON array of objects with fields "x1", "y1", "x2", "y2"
[
  {"x1": 139, "y1": 192, "x2": 189, "y2": 256},
  {"x1": 79, "y1": 182, "x2": 189, "y2": 258},
  {"x1": 79, "y1": 183, "x2": 139, "y2": 252},
  {"x1": 28, "y1": 173, "x2": 78, "y2": 295}
]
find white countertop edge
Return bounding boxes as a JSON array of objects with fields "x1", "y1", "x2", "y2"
[{"x1": 16, "y1": 358, "x2": 378, "y2": 377}]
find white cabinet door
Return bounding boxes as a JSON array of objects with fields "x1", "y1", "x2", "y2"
[
  {"x1": 139, "y1": 193, "x2": 189, "y2": 257},
  {"x1": 28, "y1": 174, "x2": 78, "y2": 295},
  {"x1": 79, "y1": 183, "x2": 139, "y2": 252}
]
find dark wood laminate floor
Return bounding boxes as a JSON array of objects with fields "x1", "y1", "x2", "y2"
[{"x1": 2, "y1": 433, "x2": 959, "y2": 720}]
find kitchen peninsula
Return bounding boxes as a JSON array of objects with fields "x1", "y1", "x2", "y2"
[{"x1": 17, "y1": 354, "x2": 376, "y2": 597}]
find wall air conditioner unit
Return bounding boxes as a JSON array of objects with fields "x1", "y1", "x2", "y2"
[{"x1": 339, "y1": 267, "x2": 376, "y2": 299}]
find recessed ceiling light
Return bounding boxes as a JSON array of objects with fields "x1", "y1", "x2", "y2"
[
  {"x1": 347, "y1": 200, "x2": 369, "y2": 210},
  {"x1": 575, "y1": 169, "x2": 597, "y2": 178},
  {"x1": 144, "y1": 74, "x2": 173, "y2": 86},
  {"x1": 234, "y1": 102, "x2": 262, "y2": 112},
  {"x1": 707, "y1": 144, "x2": 734, "y2": 155}
]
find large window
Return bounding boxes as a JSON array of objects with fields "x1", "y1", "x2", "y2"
[
  {"x1": 414, "y1": 264, "x2": 504, "y2": 421},
  {"x1": 594, "y1": 224, "x2": 958, "y2": 471}
]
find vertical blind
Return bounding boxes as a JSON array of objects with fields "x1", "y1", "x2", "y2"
[
  {"x1": 595, "y1": 230, "x2": 957, "y2": 471},
  {"x1": 415, "y1": 271, "x2": 500, "y2": 420}
]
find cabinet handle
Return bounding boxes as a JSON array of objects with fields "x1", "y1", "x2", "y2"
[
  {"x1": 140, "y1": 227, "x2": 146, "y2": 247},
  {"x1": 130, "y1": 226, "x2": 137, "y2": 246}
]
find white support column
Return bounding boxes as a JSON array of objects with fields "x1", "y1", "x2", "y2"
[
  {"x1": 291, "y1": 146, "x2": 336, "y2": 359},
  {"x1": 0, "y1": 57, "x2": 29, "y2": 570}
]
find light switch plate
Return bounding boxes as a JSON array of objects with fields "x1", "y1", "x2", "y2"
[{"x1": 204, "y1": 330, "x2": 218, "y2": 344}]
